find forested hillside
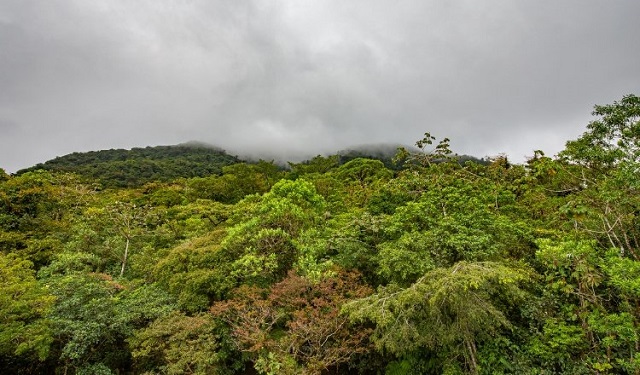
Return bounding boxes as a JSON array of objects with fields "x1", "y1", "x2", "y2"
[
  {"x1": 17, "y1": 143, "x2": 242, "y2": 188},
  {"x1": 2, "y1": 94, "x2": 640, "y2": 374}
]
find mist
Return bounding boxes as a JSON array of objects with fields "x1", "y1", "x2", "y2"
[{"x1": 1, "y1": 0, "x2": 639, "y2": 172}]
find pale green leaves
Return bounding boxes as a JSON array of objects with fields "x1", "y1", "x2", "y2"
[
  {"x1": 0, "y1": 253, "x2": 54, "y2": 360},
  {"x1": 344, "y1": 261, "x2": 530, "y2": 370},
  {"x1": 562, "y1": 94, "x2": 640, "y2": 170}
]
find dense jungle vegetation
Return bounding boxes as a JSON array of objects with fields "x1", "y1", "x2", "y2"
[
  {"x1": 18, "y1": 143, "x2": 242, "y2": 188},
  {"x1": 1, "y1": 94, "x2": 640, "y2": 374}
]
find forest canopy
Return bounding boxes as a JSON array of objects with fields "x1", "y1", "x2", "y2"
[
  {"x1": 17, "y1": 143, "x2": 242, "y2": 188},
  {"x1": 2, "y1": 94, "x2": 640, "y2": 374}
]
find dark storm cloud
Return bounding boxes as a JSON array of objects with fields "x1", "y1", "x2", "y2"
[{"x1": 1, "y1": 0, "x2": 639, "y2": 172}]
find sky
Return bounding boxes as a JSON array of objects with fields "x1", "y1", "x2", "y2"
[{"x1": 1, "y1": 0, "x2": 639, "y2": 173}]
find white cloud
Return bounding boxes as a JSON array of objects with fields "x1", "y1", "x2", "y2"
[{"x1": 1, "y1": 0, "x2": 639, "y2": 171}]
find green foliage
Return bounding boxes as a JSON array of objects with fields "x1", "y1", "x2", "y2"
[
  {"x1": 153, "y1": 230, "x2": 232, "y2": 312},
  {"x1": 525, "y1": 239, "x2": 640, "y2": 373},
  {"x1": 376, "y1": 231, "x2": 435, "y2": 285},
  {"x1": 19, "y1": 143, "x2": 241, "y2": 188},
  {"x1": 217, "y1": 179, "x2": 327, "y2": 288},
  {"x1": 604, "y1": 249, "x2": 640, "y2": 298},
  {"x1": 0, "y1": 253, "x2": 53, "y2": 361},
  {"x1": 375, "y1": 176, "x2": 531, "y2": 287},
  {"x1": 562, "y1": 94, "x2": 640, "y2": 170},
  {"x1": 318, "y1": 211, "x2": 387, "y2": 285},
  {"x1": 186, "y1": 160, "x2": 285, "y2": 203},
  {"x1": 334, "y1": 158, "x2": 394, "y2": 207},
  {"x1": 130, "y1": 311, "x2": 239, "y2": 374},
  {"x1": 38, "y1": 251, "x2": 176, "y2": 373},
  {"x1": 337, "y1": 144, "x2": 407, "y2": 170},
  {"x1": 0, "y1": 171, "x2": 88, "y2": 267},
  {"x1": 289, "y1": 154, "x2": 341, "y2": 176},
  {"x1": 345, "y1": 262, "x2": 531, "y2": 373},
  {"x1": 3, "y1": 95, "x2": 640, "y2": 374}
]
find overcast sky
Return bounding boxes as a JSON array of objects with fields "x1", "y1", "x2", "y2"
[{"x1": 1, "y1": 0, "x2": 639, "y2": 172}]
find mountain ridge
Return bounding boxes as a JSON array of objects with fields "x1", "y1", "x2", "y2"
[
  {"x1": 17, "y1": 143, "x2": 242, "y2": 188},
  {"x1": 15, "y1": 141, "x2": 487, "y2": 187}
]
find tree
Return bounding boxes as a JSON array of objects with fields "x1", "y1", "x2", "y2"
[
  {"x1": 394, "y1": 132, "x2": 457, "y2": 169},
  {"x1": 562, "y1": 94, "x2": 640, "y2": 172},
  {"x1": 375, "y1": 176, "x2": 530, "y2": 282},
  {"x1": 525, "y1": 239, "x2": 640, "y2": 373},
  {"x1": 219, "y1": 179, "x2": 327, "y2": 288},
  {"x1": 103, "y1": 200, "x2": 151, "y2": 277},
  {"x1": 153, "y1": 179, "x2": 329, "y2": 311},
  {"x1": 558, "y1": 94, "x2": 640, "y2": 259},
  {"x1": 344, "y1": 262, "x2": 530, "y2": 374},
  {"x1": 37, "y1": 251, "x2": 175, "y2": 373},
  {"x1": 0, "y1": 253, "x2": 53, "y2": 367},
  {"x1": 211, "y1": 270, "x2": 372, "y2": 375},
  {"x1": 185, "y1": 161, "x2": 285, "y2": 204},
  {"x1": 77, "y1": 198, "x2": 152, "y2": 277},
  {"x1": 129, "y1": 311, "x2": 239, "y2": 375},
  {"x1": 334, "y1": 158, "x2": 393, "y2": 207},
  {"x1": 288, "y1": 155, "x2": 340, "y2": 176},
  {"x1": 0, "y1": 171, "x2": 93, "y2": 269},
  {"x1": 153, "y1": 229, "x2": 234, "y2": 312}
]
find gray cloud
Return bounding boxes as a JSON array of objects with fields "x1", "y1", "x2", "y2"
[{"x1": 1, "y1": 0, "x2": 639, "y2": 172}]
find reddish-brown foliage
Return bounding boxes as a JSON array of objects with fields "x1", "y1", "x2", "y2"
[{"x1": 211, "y1": 270, "x2": 373, "y2": 374}]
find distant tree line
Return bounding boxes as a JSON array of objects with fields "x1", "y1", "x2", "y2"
[{"x1": 17, "y1": 144, "x2": 242, "y2": 188}]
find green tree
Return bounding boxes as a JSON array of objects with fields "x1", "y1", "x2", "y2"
[
  {"x1": 345, "y1": 262, "x2": 531, "y2": 374},
  {"x1": 220, "y1": 179, "x2": 327, "y2": 287},
  {"x1": 562, "y1": 94, "x2": 640, "y2": 172},
  {"x1": 0, "y1": 253, "x2": 53, "y2": 365},
  {"x1": 0, "y1": 171, "x2": 89, "y2": 268},
  {"x1": 375, "y1": 179, "x2": 530, "y2": 286},
  {"x1": 153, "y1": 229, "x2": 233, "y2": 312},
  {"x1": 395, "y1": 132, "x2": 457, "y2": 169},
  {"x1": 38, "y1": 252, "x2": 175, "y2": 373},
  {"x1": 104, "y1": 201, "x2": 150, "y2": 277},
  {"x1": 558, "y1": 95, "x2": 640, "y2": 259},
  {"x1": 334, "y1": 158, "x2": 393, "y2": 207},
  {"x1": 525, "y1": 239, "x2": 640, "y2": 373},
  {"x1": 130, "y1": 311, "x2": 239, "y2": 375}
]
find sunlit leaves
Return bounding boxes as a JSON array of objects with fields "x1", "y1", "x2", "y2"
[
  {"x1": 377, "y1": 232, "x2": 435, "y2": 286},
  {"x1": 153, "y1": 230, "x2": 232, "y2": 312},
  {"x1": 0, "y1": 253, "x2": 53, "y2": 361}
]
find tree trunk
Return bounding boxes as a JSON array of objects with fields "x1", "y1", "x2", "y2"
[
  {"x1": 465, "y1": 337, "x2": 478, "y2": 374},
  {"x1": 120, "y1": 237, "x2": 130, "y2": 278}
]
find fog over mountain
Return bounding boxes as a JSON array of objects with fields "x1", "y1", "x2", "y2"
[{"x1": 1, "y1": 0, "x2": 639, "y2": 173}]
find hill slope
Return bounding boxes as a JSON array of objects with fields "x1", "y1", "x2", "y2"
[{"x1": 18, "y1": 143, "x2": 241, "y2": 188}]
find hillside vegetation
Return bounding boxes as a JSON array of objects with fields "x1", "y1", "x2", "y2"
[
  {"x1": 2, "y1": 94, "x2": 640, "y2": 374},
  {"x1": 17, "y1": 143, "x2": 242, "y2": 188}
]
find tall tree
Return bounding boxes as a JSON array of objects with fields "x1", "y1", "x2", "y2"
[
  {"x1": 345, "y1": 262, "x2": 531, "y2": 374},
  {"x1": 559, "y1": 94, "x2": 640, "y2": 258},
  {"x1": 0, "y1": 253, "x2": 53, "y2": 367}
]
